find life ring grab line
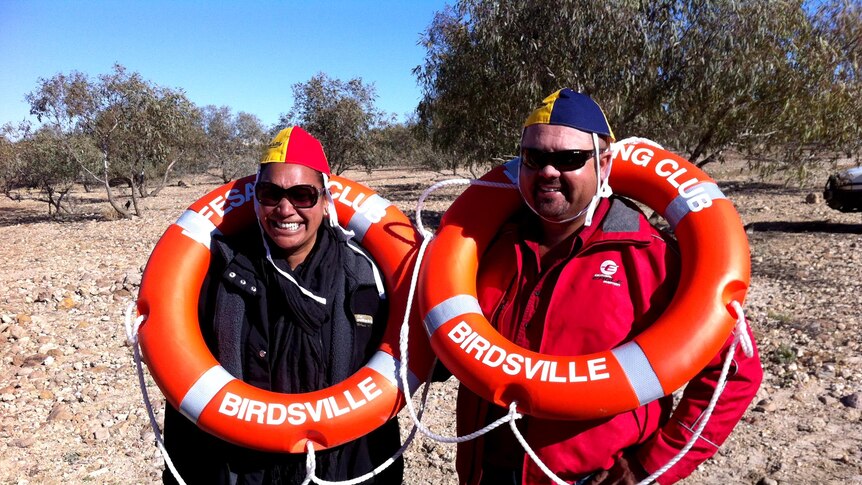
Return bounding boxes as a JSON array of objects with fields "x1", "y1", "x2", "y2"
[
  {"x1": 136, "y1": 174, "x2": 433, "y2": 453},
  {"x1": 416, "y1": 141, "x2": 750, "y2": 419}
]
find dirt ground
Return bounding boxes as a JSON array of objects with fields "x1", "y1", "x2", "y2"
[{"x1": 0, "y1": 153, "x2": 860, "y2": 484}]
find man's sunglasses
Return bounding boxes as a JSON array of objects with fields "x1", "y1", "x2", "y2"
[
  {"x1": 520, "y1": 147, "x2": 600, "y2": 171},
  {"x1": 254, "y1": 182, "x2": 324, "y2": 208}
]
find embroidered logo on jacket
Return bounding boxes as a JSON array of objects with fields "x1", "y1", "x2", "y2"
[{"x1": 593, "y1": 259, "x2": 622, "y2": 287}]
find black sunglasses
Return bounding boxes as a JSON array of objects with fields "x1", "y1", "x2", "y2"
[
  {"x1": 254, "y1": 182, "x2": 323, "y2": 208},
  {"x1": 520, "y1": 147, "x2": 598, "y2": 171}
]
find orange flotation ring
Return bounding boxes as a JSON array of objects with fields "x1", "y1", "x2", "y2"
[
  {"x1": 417, "y1": 140, "x2": 750, "y2": 419},
  {"x1": 136, "y1": 175, "x2": 434, "y2": 452}
]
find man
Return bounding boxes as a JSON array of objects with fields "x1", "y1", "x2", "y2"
[
  {"x1": 163, "y1": 126, "x2": 402, "y2": 484},
  {"x1": 456, "y1": 89, "x2": 763, "y2": 484}
]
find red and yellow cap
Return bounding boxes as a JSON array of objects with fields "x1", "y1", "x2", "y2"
[
  {"x1": 261, "y1": 126, "x2": 331, "y2": 175},
  {"x1": 524, "y1": 89, "x2": 615, "y2": 142}
]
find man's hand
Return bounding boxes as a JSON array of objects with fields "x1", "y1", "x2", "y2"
[{"x1": 582, "y1": 450, "x2": 649, "y2": 485}]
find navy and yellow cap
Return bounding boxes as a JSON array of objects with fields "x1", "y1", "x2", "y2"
[{"x1": 523, "y1": 89, "x2": 615, "y2": 142}]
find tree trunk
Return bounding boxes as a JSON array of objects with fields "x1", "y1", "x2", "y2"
[
  {"x1": 55, "y1": 189, "x2": 73, "y2": 215},
  {"x1": 41, "y1": 185, "x2": 68, "y2": 217},
  {"x1": 148, "y1": 159, "x2": 178, "y2": 197},
  {"x1": 129, "y1": 177, "x2": 142, "y2": 216},
  {"x1": 689, "y1": 130, "x2": 715, "y2": 166},
  {"x1": 102, "y1": 156, "x2": 132, "y2": 219},
  {"x1": 81, "y1": 172, "x2": 93, "y2": 193},
  {"x1": 136, "y1": 170, "x2": 149, "y2": 198},
  {"x1": 46, "y1": 186, "x2": 55, "y2": 216},
  {"x1": 695, "y1": 150, "x2": 723, "y2": 169},
  {"x1": 689, "y1": 106, "x2": 732, "y2": 165}
]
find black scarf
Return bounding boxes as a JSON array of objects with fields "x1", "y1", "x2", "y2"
[
  {"x1": 260, "y1": 225, "x2": 357, "y2": 484},
  {"x1": 264, "y1": 223, "x2": 354, "y2": 394}
]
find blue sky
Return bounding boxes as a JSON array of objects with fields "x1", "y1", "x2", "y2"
[{"x1": 0, "y1": 1, "x2": 449, "y2": 128}]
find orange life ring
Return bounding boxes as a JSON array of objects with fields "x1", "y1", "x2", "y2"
[
  {"x1": 417, "y1": 140, "x2": 750, "y2": 420},
  {"x1": 137, "y1": 175, "x2": 434, "y2": 452}
]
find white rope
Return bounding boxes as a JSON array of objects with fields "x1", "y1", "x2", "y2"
[
  {"x1": 124, "y1": 301, "x2": 188, "y2": 485},
  {"x1": 131, "y1": 169, "x2": 755, "y2": 485},
  {"x1": 612, "y1": 137, "x2": 665, "y2": 152},
  {"x1": 414, "y1": 178, "x2": 518, "y2": 238},
  {"x1": 636, "y1": 300, "x2": 753, "y2": 484},
  {"x1": 123, "y1": 301, "x2": 143, "y2": 345},
  {"x1": 730, "y1": 300, "x2": 754, "y2": 358},
  {"x1": 397, "y1": 177, "x2": 525, "y2": 444},
  {"x1": 391, "y1": 232, "x2": 557, "y2": 484},
  {"x1": 125, "y1": 176, "x2": 473, "y2": 484},
  {"x1": 605, "y1": 136, "x2": 755, "y2": 483},
  {"x1": 126, "y1": 298, "x2": 428, "y2": 485},
  {"x1": 251, "y1": 184, "x2": 328, "y2": 305},
  {"x1": 302, "y1": 442, "x2": 315, "y2": 485},
  {"x1": 507, "y1": 402, "x2": 570, "y2": 485},
  {"x1": 397, "y1": 236, "x2": 520, "y2": 443}
]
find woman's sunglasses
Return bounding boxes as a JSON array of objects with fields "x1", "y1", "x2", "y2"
[
  {"x1": 254, "y1": 182, "x2": 323, "y2": 208},
  {"x1": 520, "y1": 147, "x2": 599, "y2": 171}
]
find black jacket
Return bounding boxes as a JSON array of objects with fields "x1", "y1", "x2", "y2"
[{"x1": 163, "y1": 226, "x2": 402, "y2": 484}]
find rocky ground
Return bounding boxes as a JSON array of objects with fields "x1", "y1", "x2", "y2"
[{"x1": 0, "y1": 157, "x2": 860, "y2": 485}]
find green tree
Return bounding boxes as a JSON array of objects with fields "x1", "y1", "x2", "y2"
[
  {"x1": 415, "y1": 0, "x2": 862, "y2": 177},
  {"x1": 368, "y1": 122, "x2": 420, "y2": 167},
  {"x1": 26, "y1": 64, "x2": 201, "y2": 217},
  {"x1": 278, "y1": 73, "x2": 383, "y2": 174},
  {"x1": 368, "y1": 119, "x2": 462, "y2": 173},
  {"x1": 202, "y1": 105, "x2": 267, "y2": 182},
  {"x1": 0, "y1": 123, "x2": 101, "y2": 215},
  {"x1": 0, "y1": 126, "x2": 16, "y2": 196}
]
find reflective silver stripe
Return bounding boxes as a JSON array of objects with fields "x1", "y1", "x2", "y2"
[
  {"x1": 345, "y1": 194, "x2": 392, "y2": 242},
  {"x1": 423, "y1": 294, "x2": 482, "y2": 337},
  {"x1": 503, "y1": 158, "x2": 520, "y2": 184},
  {"x1": 365, "y1": 351, "x2": 421, "y2": 396},
  {"x1": 176, "y1": 209, "x2": 219, "y2": 249},
  {"x1": 611, "y1": 342, "x2": 664, "y2": 406},
  {"x1": 664, "y1": 182, "x2": 726, "y2": 229},
  {"x1": 179, "y1": 365, "x2": 235, "y2": 423}
]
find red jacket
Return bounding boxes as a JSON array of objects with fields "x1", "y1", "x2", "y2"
[{"x1": 456, "y1": 197, "x2": 762, "y2": 485}]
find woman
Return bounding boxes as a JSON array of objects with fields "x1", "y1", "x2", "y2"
[{"x1": 163, "y1": 126, "x2": 402, "y2": 484}]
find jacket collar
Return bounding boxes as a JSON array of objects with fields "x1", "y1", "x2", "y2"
[{"x1": 579, "y1": 196, "x2": 654, "y2": 253}]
